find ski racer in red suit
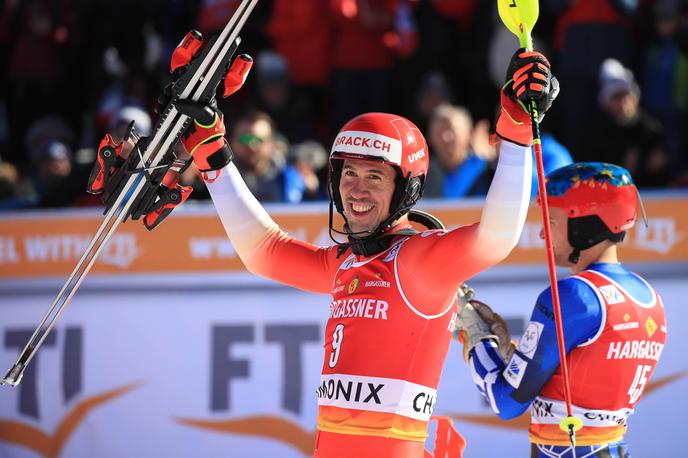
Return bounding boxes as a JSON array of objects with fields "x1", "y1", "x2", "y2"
[
  {"x1": 457, "y1": 163, "x2": 667, "y2": 458},
  {"x1": 175, "y1": 48, "x2": 559, "y2": 457}
]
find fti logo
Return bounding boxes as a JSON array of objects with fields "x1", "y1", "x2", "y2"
[
  {"x1": 173, "y1": 323, "x2": 321, "y2": 455},
  {"x1": 0, "y1": 326, "x2": 140, "y2": 458}
]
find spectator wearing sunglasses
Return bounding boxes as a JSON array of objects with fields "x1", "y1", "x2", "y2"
[{"x1": 229, "y1": 109, "x2": 307, "y2": 202}]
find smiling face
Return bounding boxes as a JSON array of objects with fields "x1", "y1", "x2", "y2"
[{"x1": 338, "y1": 158, "x2": 398, "y2": 234}]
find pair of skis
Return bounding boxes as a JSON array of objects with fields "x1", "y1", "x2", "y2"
[{"x1": 2, "y1": 0, "x2": 260, "y2": 387}]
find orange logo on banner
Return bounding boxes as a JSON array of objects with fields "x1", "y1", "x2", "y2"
[
  {"x1": 175, "y1": 416, "x2": 316, "y2": 456},
  {"x1": 0, "y1": 382, "x2": 142, "y2": 458}
]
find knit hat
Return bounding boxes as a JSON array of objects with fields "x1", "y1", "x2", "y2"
[{"x1": 598, "y1": 58, "x2": 640, "y2": 107}]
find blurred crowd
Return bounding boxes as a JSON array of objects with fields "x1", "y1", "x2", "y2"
[{"x1": 0, "y1": 0, "x2": 687, "y2": 210}]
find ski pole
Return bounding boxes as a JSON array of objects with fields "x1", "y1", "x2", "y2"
[{"x1": 496, "y1": 0, "x2": 583, "y2": 448}]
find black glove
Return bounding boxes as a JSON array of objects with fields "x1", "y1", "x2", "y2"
[{"x1": 503, "y1": 48, "x2": 559, "y2": 122}]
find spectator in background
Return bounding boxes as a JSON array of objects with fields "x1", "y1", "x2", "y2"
[
  {"x1": 5, "y1": 0, "x2": 80, "y2": 167},
  {"x1": 425, "y1": 103, "x2": 496, "y2": 198},
  {"x1": 266, "y1": 0, "x2": 331, "y2": 89},
  {"x1": 266, "y1": 0, "x2": 331, "y2": 139},
  {"x1": 0, "y1": 160, "x2": 20, "y2": 202},
  {"x1": 96, "y1": 72, "x2": 154, "y2": 137},
  {"x1": 229, "y1": 110, "x2": 303, "y2": 202},
  {"x1": 109, "y1": 105, "x2": 152, "y2": 141},
  {"x1": 414, "y1": 71, "x2": 454, "y2": 133},
  {"x1": 0, "y1": 158, "x2": 34, "y2": 210},
  {"x1": 642, "y1": 0, "x2": 688, "y2": 173},
  {"x1": 285, "y1": 140, "x2": 329, "y2": 203},
  {"x1": 586, "y1": 59, "x2": 670, "y2": 188},
  {"x1": 252, "y1": 51, "x2": 319, "y2": 144},
  {"x1": 548, "y1": 0, "x2": 637, "y2": 155},
  {"x1": 196, "y1": 0, "x2": 242, "y2": 34},
  {"x1": 28, "y1": 139, "x2": 89, "y2": 208},
  {"x1": 195, "y1": 0, "x2": 271, "y2": 51},
  {"x1": 425, "y1": 0, "x2": 495, "y2": 121},
  {"x1": 532, "y1": 132, "x2": 573, "y2": 199},
  {"x1": 32, "y1": 140, "x2": 72, "y2": 191},
  {"x1": 330, "y1": 0, "x2": 397, "y2": 129},
  {"x1": 23, "y1": 116, "x2": 94, "y2": 208},
  {"x1": 23, "y1": 115, "x2": 74, "y2": 166}
]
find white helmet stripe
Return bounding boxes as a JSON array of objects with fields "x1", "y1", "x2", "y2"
[{"x1": 331, "y1": 130, "x2": 403, "y2": 165}]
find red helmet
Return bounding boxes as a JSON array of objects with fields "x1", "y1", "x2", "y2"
[
  {"x1": 329, "y1": 113, "x2": 429, "y2": 234},
  {"x1": 330, "y1": 112, "x2": 429, "y2": 179},
  {"x1": 543, "y1": 162, "x2": 639, "y2": 263}
]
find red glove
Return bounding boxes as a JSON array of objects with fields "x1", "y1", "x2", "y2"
[
  {"x1": 495, "y1": 49, "x2": 559, "y2": 146},
  {"x1": 176, "y1": 100, "x2": 233, "y2": 173},
  {"x1": 160, "y1": 30, "x2": 253, "y2": 179}
]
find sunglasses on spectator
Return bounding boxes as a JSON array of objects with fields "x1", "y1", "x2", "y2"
[{"x1": 237, "y1": 133, "x2": 265, "y2": 148}]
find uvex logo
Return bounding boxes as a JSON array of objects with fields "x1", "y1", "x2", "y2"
[
  {"x1": 408, "y1": 149, "x2": 425, "y2": 163},
  {"x1": 0, "y1": 326, "x2": 141, "y2": 458}
]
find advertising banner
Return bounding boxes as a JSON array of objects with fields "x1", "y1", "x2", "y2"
[{"x1": 1, "y1": 194, "x2": 687, "y2": 279}]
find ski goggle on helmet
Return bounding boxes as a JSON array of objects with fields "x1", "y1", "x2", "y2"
[
  {"x1": 540, "y1": 162, "x2": 646, "y2": 263},
  {"x1": 328, "y1": 112, "x2": 429, "y2": 238}
]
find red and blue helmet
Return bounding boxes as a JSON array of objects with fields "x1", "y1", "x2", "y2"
[
  {"x1": 545, "y1": 162, "x2": 638, "y2": 233},
  {"x1": 543, "y1": 162, "x2": 639, "y2": 262}
]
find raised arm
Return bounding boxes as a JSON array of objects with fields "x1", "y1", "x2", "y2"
[
  {"x1": 205, "y1": 163, "x2": 335, "y2": 294},
  {"x1": 399, "y1": 49, "x2": 560, "y2": 306},
  {"x1": 161, "y1": 35, "x2": 337, "y2": 294},
  {"x1": 398, "y1": 140, "x2": 532, "y2": 303},
  {"x1": 175, "y1": 99, "x2": 335, "y2": 294}
]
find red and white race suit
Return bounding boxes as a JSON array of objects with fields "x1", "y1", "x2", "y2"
[{"x1": 205, "y1": 141, "x2": 533, "y2": 456}]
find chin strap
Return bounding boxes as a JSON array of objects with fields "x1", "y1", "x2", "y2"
[
  {"x1": 567, "y1": 215, "x2": 626, "y2": 264},
  {"x1": 333, "y1": 209, "x2": 446, "y2": 258},
  {"x1": 341, "y1": 227, "x2": 419, "y2": 258}
]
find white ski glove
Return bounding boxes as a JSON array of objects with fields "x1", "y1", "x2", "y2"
[
  {"x1": 457, "y1": 293, "x2": 515, "y2": 363},
  {"x1": 471, "y1": 300, "x2": 515, "y2": 363}
]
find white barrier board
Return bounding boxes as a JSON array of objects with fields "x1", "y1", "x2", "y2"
[{"x1": 0, "y1": 268, "x2": 685, "y2": 457}]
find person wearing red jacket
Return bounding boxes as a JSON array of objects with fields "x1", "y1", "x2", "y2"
[
  {"x1": 266, "y1": 0, "x2": 331, "y2": 88},
  {"x1": 329, "y1": 0, "x2": 399, "y2": 130}
]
